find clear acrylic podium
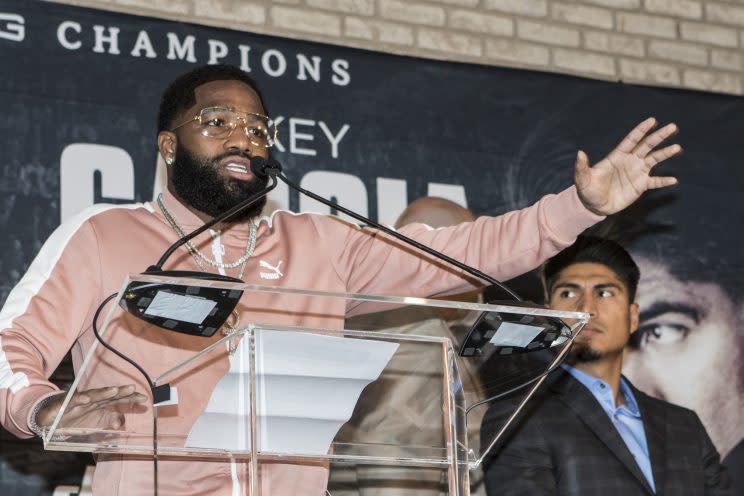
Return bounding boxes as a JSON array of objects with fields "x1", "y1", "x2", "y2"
[{"x1": 41, "y1": 273, "x2": 587, "y2": 495}]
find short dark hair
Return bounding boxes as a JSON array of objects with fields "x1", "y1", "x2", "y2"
[
  {"x1": 157, "y1": 64, "x2": 267, "y2": 133},
  {"x1": 542, "y1": 235, "x2": 640, "y2": 302}
]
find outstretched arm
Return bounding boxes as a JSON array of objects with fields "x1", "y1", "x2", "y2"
[{"x1": 575, "y1": 117, "x2": 681, "y2": 216}]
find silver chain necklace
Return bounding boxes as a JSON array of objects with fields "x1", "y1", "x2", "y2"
[
  {"x1": 157, "y1": 194, "x2": 257, "y2": 279},
  {"x1": 157, "y1": 194, "x2": 258, "y2": 355}
]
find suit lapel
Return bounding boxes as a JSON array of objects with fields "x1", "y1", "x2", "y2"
[
  {"x1": 551, "y1": 371, "x2": 655, "y2": 495},
  {"x1": 633, "y1": 384, "x2": 666, "y2": 494}
]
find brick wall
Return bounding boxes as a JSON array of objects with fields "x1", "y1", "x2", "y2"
[{"x1": 45, "y1": 0, "x2": 744, "y2": 95}]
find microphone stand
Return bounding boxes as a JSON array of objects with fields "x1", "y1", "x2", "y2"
[
  {"x1": 90, "y1": 157, "x2": 279, "y2": 496},
  {"x1": 256, "y1": 160, "x2": 580, "y2": 473},
  {"x1": 256, "y1": 158, "x2": 521, "y2": 301},
  {"x1": 147, "y1": 159, "x2": 278, "y2": 281},
  {"x1": 117, "y1": 157, "x2": 280, "y2": 336}
]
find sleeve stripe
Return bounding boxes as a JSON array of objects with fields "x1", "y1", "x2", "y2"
[
  {"x1": 0, "y1": 203, "x2": 144, "y2": 392},
  {"x1": 0, "y1": 351, "x2": 29, "y2": 392}
]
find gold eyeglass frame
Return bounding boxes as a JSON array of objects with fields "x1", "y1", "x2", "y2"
[{"x1": 170, "y1": 106, "x2": 278, "y2": 149}]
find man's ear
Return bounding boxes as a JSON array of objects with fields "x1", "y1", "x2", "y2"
[
  {"x1": 629, "y1": 302, "x2": 640, "y2": 334},
  {"x1": 157, "y1": 131, "x2": 177, "y2": 161}
]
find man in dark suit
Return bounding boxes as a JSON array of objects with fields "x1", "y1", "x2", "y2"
[{"x1": 481, "y1": 236, "x2": 733, "y2": 495}]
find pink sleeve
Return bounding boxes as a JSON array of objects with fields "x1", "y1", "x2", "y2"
[
  {"x1": 313, "y1": 186, "x2": 603, "y2": 309},
  {"x1": 0, "y1": 219, "x2": 101, "y2": 437}
]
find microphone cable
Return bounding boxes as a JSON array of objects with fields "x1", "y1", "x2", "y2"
[{"x1": 90, "y1": 292, "x2": 163, "y2": 496}]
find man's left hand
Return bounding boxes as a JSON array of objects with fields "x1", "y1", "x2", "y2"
[{"x1": 575, "y1": 117, "x2": 681, "y2": 216}]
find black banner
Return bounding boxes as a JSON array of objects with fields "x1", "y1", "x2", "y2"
[{"x1": 1, "y1": 0, "x2": 742, "y2": 493}]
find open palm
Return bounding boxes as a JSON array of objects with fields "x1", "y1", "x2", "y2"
[{"x1": 575, "y1": 118, "x2": 681, "y2": 216}]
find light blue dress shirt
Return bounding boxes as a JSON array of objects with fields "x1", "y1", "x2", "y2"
[{"x1": 562, "y1": 365, "x2": 656, "y2": 493}]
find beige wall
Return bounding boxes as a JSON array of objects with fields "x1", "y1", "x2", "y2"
[{"x1": 45, "y1": 0, "x2": 744, "y2": 95}]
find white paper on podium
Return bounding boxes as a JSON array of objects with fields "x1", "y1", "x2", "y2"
[{"x1": 186, "y1": 329, "x2": 399, "y2": 455}]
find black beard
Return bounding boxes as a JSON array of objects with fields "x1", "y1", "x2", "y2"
[
  {"x1": 170, "y1": 146, "x2": 268, "y2": 223},
  {"x1": 568, "y1": 343, "x2": 602, "y2": 364}
]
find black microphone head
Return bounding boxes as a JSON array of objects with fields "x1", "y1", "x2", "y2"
[
  {"x1": 267, "y1": 158, "x2": 283, "y2": 174},
  {"x1": 250, "y1": 156, "x2": 269, "y2": 177}
]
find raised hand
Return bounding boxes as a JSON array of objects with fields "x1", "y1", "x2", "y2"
[
  {"x1": 575, "y1": 117, "x2": 681, "y2": 216},
  {"x1": 35, "y1": 385, "x2": 148, "y2": 433}
]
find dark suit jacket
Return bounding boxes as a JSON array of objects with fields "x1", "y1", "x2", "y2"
[{"x1": 481, "y1": 368, "x2": 733, "y2": 496}]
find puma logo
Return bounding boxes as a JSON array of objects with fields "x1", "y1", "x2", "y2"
[{"x1": 259, "y1": 260, "x2": 284, "y2": 280}]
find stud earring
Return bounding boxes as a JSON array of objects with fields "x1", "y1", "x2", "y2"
[{"x1": 165, "y1": 156, "x2": 174, "y2": 166}]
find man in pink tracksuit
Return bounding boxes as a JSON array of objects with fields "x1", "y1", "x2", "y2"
[{"x1": 0, "y1": 64, "x2": 680, "y2": 495}]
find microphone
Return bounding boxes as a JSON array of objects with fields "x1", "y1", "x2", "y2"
[
  {"x1": 250, "y1": 155, "x2": 283, "y2": 178},
  {"x1": 118, "y1": 156, "x2": 278, "y2": 337},
  {"x1": 147, "y1": 156, "x2": 277, "y2": 276},
  {"x1": 93, "y1": 157, "x2": 280, "y2": 451},
  {"x1": 264, "y1": 157, "x2": 520, "y2": 300},
  {"x1": 265, "y1": 158, "x2": 572, "y2": 358}
]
